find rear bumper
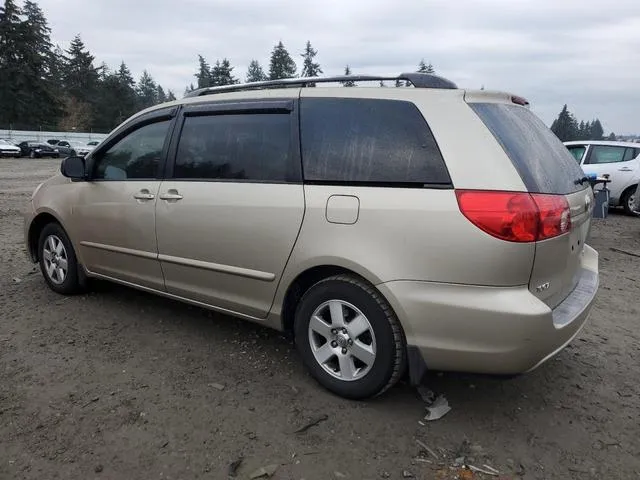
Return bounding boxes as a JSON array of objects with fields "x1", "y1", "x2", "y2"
[{"x1": 377, "y1": 245, "x2": 599, "y2": 379}]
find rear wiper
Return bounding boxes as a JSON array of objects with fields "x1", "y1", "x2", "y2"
[{"x1": 574, "y1": 176, "x2": 589, "y2": 185}]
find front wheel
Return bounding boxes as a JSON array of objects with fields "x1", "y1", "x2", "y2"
[
  {"x1": 294, "y1": 275, "x2": 406, "y2": 399},
  {"x1": 38, "y1": 223, "x2": 83, "y2": 294},
  {"x1": 621, "y1": 186, "x2": 637, "y2": 215}
]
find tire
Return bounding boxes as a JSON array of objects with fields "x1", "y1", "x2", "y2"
[
  {"x1": 621, "y1": 186, "x2": 637, "y2": 216},
  {"x1": 294, "y1": 275, "x2": 406, "y2": 399},
  {"x1": 38, "y1": 223, "x2": 82, "y2": 295},
  {"x1": 29, "y1": 150, "x2": 35, "y2": 159}
]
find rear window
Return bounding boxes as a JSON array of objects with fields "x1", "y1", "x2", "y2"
[
  {"x1": 300, "y1": 98, "x2": 451, "y2": 186},
  {"x1": 470, "y1": 103, "x2": 585, "y2": 194}
]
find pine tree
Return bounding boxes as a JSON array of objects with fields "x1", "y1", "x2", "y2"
[
  {"x1": 300, "y1": 40, "x2": 322, "y2": 77},
  {"x1": 210, "y1": 58, "x2": 238, "y2": 86},
  {"x1": 550, "y1": 105, "x2": 579, "y2": 142},
  {"x1": 0, "y1": 0, "x2": 23, "y2": 125},
  {"x1": 195, "y1": 54, "x2": 212, "y2": 88},
  {"x1": 167, "y1": 90, "x2": 177, "y2": 101},
  {"x1": 341, "y1": 65, "x2": 355, "y2": 87},
  {"x1": 136, "y1": 70, "x2": 158, "y2": 109},
  {"x1": 578, "y1": 120, "x2": 586, "y2": 140},
  {"x1": 590, "y1": 119, "x2": 604, "y2": 140},
  {"x1": 417, "y1": 59, "x2": 435, "y2": 74},
  {"x1": 246, "y1": 59, "x2": 268, "y2": 82},
  {"x1": 607, "y1": 132, "x2": 616, "y2": 141},
  {"x1": 269, "y1": 41, "x2": 296, "y2": 80},
  {"x1": 63, "y1": 35, "x2": 100, "y2": 101},
  {"x1": 156, "y1": 85, "x2": 166, "y2": 103}
]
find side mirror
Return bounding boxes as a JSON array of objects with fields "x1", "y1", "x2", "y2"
[{"x1": 60, "y1": 156, "x2": 86, "y2": 179}]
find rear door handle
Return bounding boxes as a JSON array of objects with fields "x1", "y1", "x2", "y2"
[
  {"x1": 159, "y1": 189, "x2": 183, "y2": 201},
  {"x1": 618, "y1": 167, "x2": 633, "y2": 172},
  {"x1": 133, "y1": 190, "x2": 155, "y2": 200}
]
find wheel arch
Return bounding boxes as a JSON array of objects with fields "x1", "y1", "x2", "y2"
[{"x1": 27, "y1": 211, "x2": 65, "y2": 262}]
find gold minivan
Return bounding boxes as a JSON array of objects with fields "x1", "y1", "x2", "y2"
[{"x1": 24, "y1": 73, "x2": 599, "y2": 399}]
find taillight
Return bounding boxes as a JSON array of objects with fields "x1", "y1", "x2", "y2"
[{"x1": 456, "y1": 190, "x2": 571, "y2": 243}]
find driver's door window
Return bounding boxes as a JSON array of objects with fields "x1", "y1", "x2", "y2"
[{"x1": 93, "y1": 120, "x2": 170, "y2": 180}]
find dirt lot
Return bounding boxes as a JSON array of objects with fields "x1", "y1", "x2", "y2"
[{"x1": 1, "y1": 158, "x2": 639, "y2": 480}]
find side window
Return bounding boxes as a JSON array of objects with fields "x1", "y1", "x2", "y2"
[
  {"x1": 300, "y1": 98, "x2": 450, "y2": 185},
  {"x1": 567, "y1": 145, "x2": 586, "y2": 163},
  {"x1": 585, "y1": 145, "x2": 626, "y2": 165},
  {"x1": 93, "y1": 120, "x2": 170, "y2": 180},
  {"x1": 173, "y1": 113, "x2": 293, "y2": 182},
  {"x1": 623, "y1": 147, "x2": 638, "y2": 161}
]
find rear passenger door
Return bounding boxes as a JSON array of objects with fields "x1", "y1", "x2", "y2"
[{"x1": 155, "y1": 99, "x2": 304, "y2": 318}]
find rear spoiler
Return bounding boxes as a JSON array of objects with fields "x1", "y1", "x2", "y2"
[{"x1": 464, "y1": 90, "x2": 530, "y2": 108}]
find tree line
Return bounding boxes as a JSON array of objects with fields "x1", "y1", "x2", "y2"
[
  {"x1": 550, "y1": 104, "x2": 614, "y2": 142},
  {"x1": 189, "y1": 40, "x2": 435, "y2": 92},
  {"x1": 0, "y1": 0, "x2": 176, "y2": 132}
]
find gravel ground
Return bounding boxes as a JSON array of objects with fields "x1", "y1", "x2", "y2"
[{"x1": 1, "y1": 158, "x2": 639, "y2": 480}]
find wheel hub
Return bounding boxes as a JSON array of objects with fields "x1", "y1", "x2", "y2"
[{"x1": 335, "y1": 332, "x2": 350, "y2": 349}]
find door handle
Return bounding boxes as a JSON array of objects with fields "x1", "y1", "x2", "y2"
[
  {"x1": 618, "y1": 167, "x2": 633, "y2": 172},
  {"x1": 159, "y1": 189, "x2": 183, "y2": 201},
  {"x1": 133, "y1": 190, "x2": 155, "y2": 200}
]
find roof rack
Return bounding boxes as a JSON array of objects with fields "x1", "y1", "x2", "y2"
[{"x1": 184, "y1": 72, "x2": 457, "y2": 98}]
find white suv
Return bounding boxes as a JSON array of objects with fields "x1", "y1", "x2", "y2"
[{"x1": 565, "y1": 140, "x2": 640, "y2": 215}]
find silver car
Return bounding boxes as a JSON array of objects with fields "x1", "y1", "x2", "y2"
[{"x1": 24, "y1": 73, "x2": 599, "y2": 399}]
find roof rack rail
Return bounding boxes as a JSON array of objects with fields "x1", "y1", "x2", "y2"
[{"x1": 184, "y1": 72, "x2": 457, "y2": 98}]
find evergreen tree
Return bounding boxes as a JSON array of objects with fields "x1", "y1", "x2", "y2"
[
  {"x1": 167, "y1": 90, "x2": 177, "y2": 101},
  {"x1": 246, "y1": 59, "x2": 268, "y2": 82},
  {"x1": 211, "y1": 58, "x2": 238, "y2": 86},
  {"x1": 137, "y1": 70, "x2": 158, "y2": 109},
  {"x1": 578, "y1": 120, "x2": 586, "y2": 140},
  {"x1": 607, "y1": 132, "x2": 616, "y2": 141},
  {"x1": 62, "y1": 34, "x2": 100, "y2": 104},
  {"x1": 195, "y1": 54, "x2": 212, "y2": 88},
  {"x1": 0, "y1": 0, "x2": 23, "y2": 124},
  {"x1": 300, "y1": 40, "x2": 322, "y2": 77},
  {"x1": 156, "y1": 85, "x2": 166, "y2": 103},
  {"x1": 417, "y1": 59, "x2": 435, "y2": 74},
  {"x1": 550, "y1": 104, "x2": 579, "y2": 142},
  {"x1": 590, "y1": 119, "x2": 604, "y2": 140},
  {"x1": 341, "y1": 65, "x2": 355, "y2": 87},
  {"x1": 269, "y1": 41, "x2": 296, "y2": 80}
]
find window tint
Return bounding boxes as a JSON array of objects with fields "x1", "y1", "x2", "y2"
[
  {"x1": 586, "y1": 145, "x2": 626, "y2": 165},
  {"x1": 470, "y1": 103, "x2": 585, "y2": 194},
  {"x1": 300, "y1": 98, "x2": 450, "y2": 185},
  {"x1": 567, "y1": 145, "x2": 586, "y2": 163},
  {"x1": 623, "y1": 147, "x2": 638, "y2": 161},
  {"x1": 173, "y1": 113, "x2": 293, "y2": 182},
  {"x1": 93, "y1": 120, "x2": 170, "y2": 180}
]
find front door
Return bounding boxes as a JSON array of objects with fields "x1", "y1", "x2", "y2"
[
  {"x1": 74, "y1": 116, "x2": 173, "y2": 290},
  {"x1": 155, "y1": 99, "x2": 304, "y2": 318},
  {"x1": 582, "y1": 144, "x2": 640, "y2": 201}
]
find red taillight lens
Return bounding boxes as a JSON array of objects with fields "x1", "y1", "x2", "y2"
[{"x1": 456, "y1": 190, "x2": 571, "y2": 243}]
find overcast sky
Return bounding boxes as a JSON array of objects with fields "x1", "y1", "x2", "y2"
[{"x1": 37, "y1": 0, "x2": 640, "y2": 134}]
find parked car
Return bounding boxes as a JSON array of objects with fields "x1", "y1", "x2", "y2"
[
  {"x1": 24, "y1": 73, "x2": 599, "y2": 399},
  {"x1": 86, "y1": 140, "x2": 100, "y2": 146},
  {"x1": 565, "y1": 140, "x2": 640, "y2": 215},
  {"x1": 17, "y1": 141, "x2": 59, "y2": 158},
  {"x1": 0, "y1": 139, "x2": 21, "y2": 157},
  {"x1": 56, "y1": 140, "x2": 94, "y2": 157}
]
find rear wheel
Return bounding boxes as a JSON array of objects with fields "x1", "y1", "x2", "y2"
[
  {"x1": 294, "y1": 275, "x2": 406, "y2": 399},
  {"x1": 38, "y1": 223, "x2": 82, "y2": 295},
  {"x1": 621, "y1": 186, "x2": 637, "y2": 215}
]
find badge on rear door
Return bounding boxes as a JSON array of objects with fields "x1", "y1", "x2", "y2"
[{"x1": 536, "y1": 282, "x2": 550, "y2": 293}]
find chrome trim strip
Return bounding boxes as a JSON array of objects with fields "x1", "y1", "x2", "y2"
[
  {"x1": 158, "y1": 254, "x2": 276, "y2": 282},
  {"x1": 80, "y1": 241, "x2": 157, "y2": 260}
]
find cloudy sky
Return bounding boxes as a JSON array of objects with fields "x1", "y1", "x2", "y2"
[{"x1": 37, "y1": 0, "x2": 640, "y2": 134}]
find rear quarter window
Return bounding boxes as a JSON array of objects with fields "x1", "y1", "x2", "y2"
[
  {"x1": 300, "y1": 98, "x2": 451, "y2": 186},
  {"x1": 470, "y1": 103, "x2": 585, "y2": 194}
]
